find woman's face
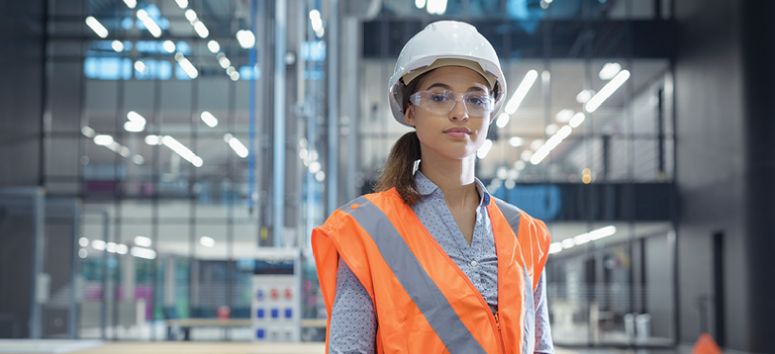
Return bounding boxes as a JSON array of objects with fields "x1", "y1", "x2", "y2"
[{"x1": 403, "y1": 66, "x2": 492, "y2": 161}]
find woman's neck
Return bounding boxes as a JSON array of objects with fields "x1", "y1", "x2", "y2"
[{"x1": 418, "y1": 153, "x2": 479, "y2": 209}]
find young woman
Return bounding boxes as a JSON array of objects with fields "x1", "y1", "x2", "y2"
[{"x1": 312, "y1": 21, "x2": 554, "y2": 354}]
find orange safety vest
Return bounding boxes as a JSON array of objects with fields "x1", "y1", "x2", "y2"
[{"x1": 312, "y1": 188, "x2": 551, "y2": 354}]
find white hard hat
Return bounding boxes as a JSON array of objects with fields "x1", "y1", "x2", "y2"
[{"x1": 388, "y1": 20, "x2": 507, "y2": 127}]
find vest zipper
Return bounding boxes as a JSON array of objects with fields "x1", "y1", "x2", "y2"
[{"x1": 495, "y1": 311, "x2": 506, "y2": 354}]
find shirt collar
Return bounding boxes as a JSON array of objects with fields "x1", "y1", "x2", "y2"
[{"x1": 415, "y1": 170, "x2": 491, "y2": 206}]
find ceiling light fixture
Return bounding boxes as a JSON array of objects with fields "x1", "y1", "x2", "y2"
[
  {"x1": 134, "y1": 236, "x2": 152, "y2": 247},
  {"x1": 236, "y1": 30, "x2": 256, "y2": 49},
  {"x1": 223, "y1": 133, "x2": 248, "y2": 158},
  {"x1": 199, "y1": 236, "x2": 215, "y2": 248},
  {"x1": 585, "y1": 70, "x2": 630, "y2": 113},
  {"x1": 496, "y1": 113, "x2": 510, "y2": 128},
  {"x1": 476, "y1": 139, "x2": 493, "y2": 159},
  {"x1": 85, "y1": 16, "x2": 108, "y2": 38},
  {"x1": 136, "y1": 9, "x2": 162, "y2": 38},
  {"x1": 111, "y1": 40, "x2": 124, "y2": 52},
  {"x1": 504, "y1": 70, "x2": 538, "y2": 115},
  {"x1": 130, "y1": 247, "x2": 157, "y2": 259},
  {"x1": 162, "y1": 135, "x2": 203, "y2": 167},
  {"x1": 175, "y1": 53, "x2": 198, "y2": 79},
  {"x1": 598, "y1": 62, "x2": 622, "y2": 80},
  {"x1": 200, "y1": 111, "x2": 219, "y2": 127},
  {"x1": 207, "y1": 40, "x2": 220, "y2": 53}
]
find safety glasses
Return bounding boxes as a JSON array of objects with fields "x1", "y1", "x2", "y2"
[{"x1": 409, "y1": 89, "x2": 495, "y2": 117}]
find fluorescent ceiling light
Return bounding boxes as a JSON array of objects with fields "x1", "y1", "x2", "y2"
[
  {"x1": 415, "y1": 0, "x2": 426, "y2": 8},
  {"x1": 85, "y1": 16, "x2": 108, "y2": 38},
  {"x1": 130, "y1": 247, "x2": 156, "y2": 259},
  {"x1": 134, "y1": 236, "x2": 152, "y2": 247},
  {"x1": 199, "y1": 236, "x2": 215, "y2": 248},
  {"x1": 476, "y1": 139, "x2": 493, "y2": 159},
  {"x1": 79, "y1": 237, "x2": 89, "y2": 247},
  {"x1": 106, "y1": 242, "x2": 117, "y2": 253},
  {"x1": 185, "y1": 9, "x2": 197, "y2": 22},
  {"x1": 555, "y1": 109, "x2": 574, "y2": 123},
  {"x1": 116, "y1": 244, "x2": 128, "y2": 255},
  {"x1": 514, "y1": 160, "x2": 526, "y2": 170},
  {"x1": 561, "y1": 238, "x2": 575, "y2": 249},
  {"x1": 427, "y1": 0, "x2": 448, "y2": 14},
  {"x1": 145, "y1": 135, "x2": 162, "y2": 145},
  {"x1": 531, "y1": 125, "x2": 572, "y2": 165},
  {"x1": 496, "y1": 113, "x2": 510, "y2": 128},
  {"x1": 79, "y1": 249, "x2": 88, "y2": 258},
  {"x1": 315, "y1": 171, "x2": 326, "y2": 182},
  {"x1": 530, "y1": 139, "x2": 544, "y2": 151},
  {"x1": 509, "y1": 137, "x2": 523, "y2": 147},
  {"x1": 569, "y1": 112, "x2": 586, "y2": 128},
  {"x1": 226, "y1": 66, "x2": 236, "y2": 75},
  {"x1": 309, "y1": 161, "x2": 321, "y2": 174},
  {"x1": 81, "y1": 126, "x2": 95, "y2": 138},
  {"x1": 162, "y1": 40, "x2": 176, "y2": 53},
  {"x1": 229, "y1": 71, "x2": 240, "y2": 81},
  {"x1": 236, "y1": 30, "x2": 255, "y2": 49},
  {"x1": 218, "y1": 56, "x2": 231, "y2": 69},
  {"x1": 193, "y1": 20, "x2": 209, "y2": 38},
  {"x1": 585, "y1": 70, "x2": 630, "y2": 113},
  {"x1": 123, "y1": 0, "x2": 137, "y2": 8},
  {"x1": 111, "y1": 40, "x2": 124, "y2": 52},
  {"x1": 134, "y1": 60, "x2": 147, "y2": 73},
  {"x1": 162, "y1": 135, "x2": 203, "y2": 167},
  {"x1": 207, "y1": 40, "x2": 220, "y2": 53},
  {"x1": 309, "y1": 10, "x2": 322, "y2": 30},
  {"x1": 599, "y1": 62, "x2": 622, "y2": 80},
  {"x1": 200, "y1": 111, "x2": 218, "y2": 127},
  {"x1": 504, "y1": 70, "x2": 538, "y2": 114},
  {"x1": 175, "y1": 53, "x2": 198, "y2": 79},
  {"x1": 549, "y1": 242, "x2": 563, "y2": 254},
  {"x1": 91, "y1": 239, "x2": 106, "y2": 250},
  {"x1": 93, "y1": 134, "x2": 114, "y2": 146},
  {"x1": 136, "y1": 9, "x2": 162, "y2": 38},
  {"x1": 520, "y1": 150, "x2": 532, "y2": 161},
  {"x1": 565, "y1": 225, "x2": 617, "y2": 250},
  {"x1": 125, "y1": 111, "x2": 146, "y2": 132},
  {"x1": 175, "y1": 0, "x2": 188, "y2": 8},
  {"x1": 132, "y1": 154, "x2": 144, "y2": 165},
  {"x1": 224, "y1": 133, "x2": 248, "y2": 158}
]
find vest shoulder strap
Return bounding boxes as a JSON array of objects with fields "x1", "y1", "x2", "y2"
[{"x1": 493, "y1": 198, "x2": 552, "y2": 291}]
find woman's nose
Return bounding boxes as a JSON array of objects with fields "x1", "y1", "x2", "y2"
[{"x1": 449, "y1": 98, "x2": 469, "y2": 121}]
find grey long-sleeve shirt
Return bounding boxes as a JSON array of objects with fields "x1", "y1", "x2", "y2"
[{"x1": 328, "y1": 171, "x2": 554, "y2": 353}]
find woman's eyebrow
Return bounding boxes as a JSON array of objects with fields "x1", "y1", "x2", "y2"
[
  {"x1": 426, "y1": 83, "x2": 489, "y2": 94},
  {"x1": 425, "y1": 83, "x2": 452, "y2": 90}
]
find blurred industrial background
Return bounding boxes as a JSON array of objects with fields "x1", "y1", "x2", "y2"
[{"x1": 0, "y1": 0, "x2": 774, "y2": 353}]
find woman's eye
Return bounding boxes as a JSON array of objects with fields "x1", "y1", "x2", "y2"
[
  {"x1": 430, "y1": 94, "x2": 451, "y2": 102},
  {"x1": 467, "y1": 96, "x2": 486, "y2": 106}
]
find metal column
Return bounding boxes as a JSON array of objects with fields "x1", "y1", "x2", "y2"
[{"x1": 273, "y1": 0, "x2": 287, "y2": 247}]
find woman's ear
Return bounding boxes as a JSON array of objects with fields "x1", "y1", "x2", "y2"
[{"x1": 404, "y1": 106, "x2": 416, "y2": 127}]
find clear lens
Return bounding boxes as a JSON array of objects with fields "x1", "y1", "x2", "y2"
[{"x1": 410, "y1": 90, "x2": 494, "y2": 116}]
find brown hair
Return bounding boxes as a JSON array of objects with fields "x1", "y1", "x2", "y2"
[{"x1": 374, "y1": 73, "x2": 429, "y2": 205}]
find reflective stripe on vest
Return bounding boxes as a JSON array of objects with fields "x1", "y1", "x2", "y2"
[{"x1": 342, "y1": 196, "x2": 489, "y2": 354}]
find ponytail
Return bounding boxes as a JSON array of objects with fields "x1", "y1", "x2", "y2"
[
  {"x1": 374, "y1": 131, "x2": 422, "y2": 205},
  {"x1": 375, "y1": 70, "x2": 429, "y2": 205}
]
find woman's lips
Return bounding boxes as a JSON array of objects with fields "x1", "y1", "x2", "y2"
[{"x1": 444, "y1": 128, "x2": 471, "y2": 139}]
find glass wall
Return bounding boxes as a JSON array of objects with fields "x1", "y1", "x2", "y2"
[{"x1": 40, "y1": 0, "x2": 676, "y2": 344}]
